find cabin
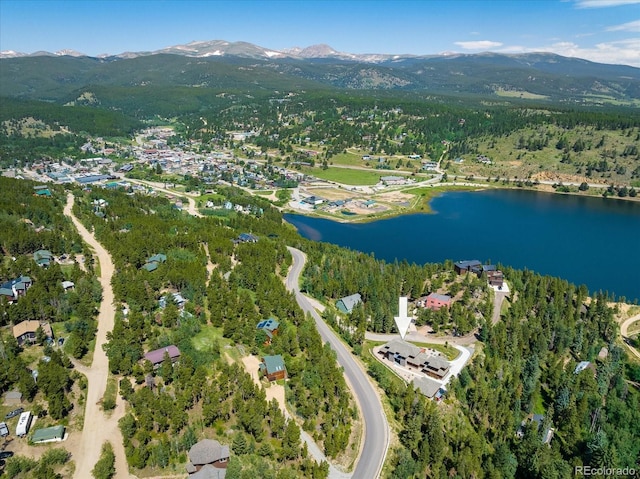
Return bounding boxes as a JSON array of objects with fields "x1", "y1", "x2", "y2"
[
  {"x1": 259, "y1": 355, "x2": 287, "y2": 381},
  {"x1": 12, "y1": 320, "x2": 53, "y2": 346},
  {"x1": 425, "y1": 293, "x2": 452, "y2": 311},
  {"x1": 144, "y1": 345, "x2": 181, "y2": 369},
  {"x1": 142, "y1": 253, "x2": 166, "y2": 272},
  {"x1": 336, "y1": 293, "x2": 362, "y2": 314},
  {"x1": 256, "y1": 318, "x2": 280, "y2": 344},
  {"x1": 186, "y1": 439, "x2": 229, "y2": 477},
  {"x1": 33, "y1": 250, "x2": 54, "y2": 267}
]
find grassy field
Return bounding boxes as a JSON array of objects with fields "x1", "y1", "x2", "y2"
[
  {"x1": 303, "y1": 166, "x2": 385, "y2": 185},
  {"x1": 494, "y1": 89, "x2": 549, "y2": 100}
]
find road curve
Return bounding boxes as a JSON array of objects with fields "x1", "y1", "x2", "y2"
[
  {"x1": 620, "y1": 313, "x2": 640, "y2": 360},
  {"x1": 285, "y1": 247, "x2": 389, "y2": 479},
  {"x1": 64, "y1": 194, "x2": 132, "y2": 479}
]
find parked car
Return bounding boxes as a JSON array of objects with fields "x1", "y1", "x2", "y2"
[
  {"x1": 4, "y1": 408, "x2": 23, "y2": 420},
  {"x1": 0, "y1": 451, "x2": 13, "y2": 459}
]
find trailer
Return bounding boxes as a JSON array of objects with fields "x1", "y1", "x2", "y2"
[{"x1": 15, "y1": 411, "x2": 32, "y2": 437}]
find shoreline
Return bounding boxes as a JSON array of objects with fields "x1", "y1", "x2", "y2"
[{"x1": 282, "y1": 182, "x2": 640, "y2": 224}]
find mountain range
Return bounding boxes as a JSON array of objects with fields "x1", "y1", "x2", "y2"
[{"x1": 1, "y1": 40, "x2": 639, "y2": 108}]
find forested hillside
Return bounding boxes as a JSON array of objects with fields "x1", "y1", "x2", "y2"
[
  {"x1": 70, "y1": 185, "x2": 352, "y2": 476},
  {"x1": 297, "y1": 233, "x2": 640, "y2": 478}
]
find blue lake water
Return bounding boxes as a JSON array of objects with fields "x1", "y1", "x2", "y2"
[{"x1": 285, "y1": 189, "x2": 640, "y2": 301}]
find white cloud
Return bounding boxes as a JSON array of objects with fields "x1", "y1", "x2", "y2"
[
  {"x1": 575, "y1": 0, "x2": 640, "y2": 8},
  {"x1": 454, "y1": 40, "x2": 503, "y2": 50},
  {"x1": 492, "y1": 38, "x2": 640, "y2": 66},
  {"x1": 606, "y1": 19, "x2": 640, "y2": 31}
]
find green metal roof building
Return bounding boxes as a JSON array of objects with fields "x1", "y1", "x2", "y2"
[{"x1": 32, "y1": 425, "x2": 65, "y2": 443}]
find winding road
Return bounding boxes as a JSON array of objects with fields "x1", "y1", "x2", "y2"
[
  {"x1": 620, "y1": 313, "x2": 640, "y2": 360},
  {"x1": 285, "y1": 247, "x2": 389, "y2": 479},
  {"x1": 64, "y1": 194, "x2": 132, "y2": 479}
]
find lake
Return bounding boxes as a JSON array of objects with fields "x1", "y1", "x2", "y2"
[{"x1": 284, "y1": 189, "x2": 640, "y2": 301}]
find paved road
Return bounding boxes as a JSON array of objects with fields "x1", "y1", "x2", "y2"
[
  {"x1": 285, "y1": 247, "x2": 389, "y2": 479},
  {"x1": 64, "y1": 194, "x2": 132, "y2": 479},
  {"x1": 620, "y1": 313, "x2": 640, "y2": 360}
]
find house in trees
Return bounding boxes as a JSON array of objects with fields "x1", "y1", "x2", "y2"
[
  {"x1": 425, "y1": 293, "x2": 452, "y2": 311},
  {"x1": 517, "y1": 414, "x2": 554, "y2": 445},
  {"x1": 259, "y1": 355, "x2": 287, "y2": 381},
  {"x1": 144, "y1": 345, "x2": 181, "y2": 369},
  {"x1": 471, "y1": 263, "x2": 505, "y2": 288},
  {"x1": 236, "y1": 233, "x2": 258, "y2": 243},
  {"x1": 256, "y1": 318, "x2": 280, "y2": 344},
  {"x1": 12, "y1": 320, "x2": 53, "y2": 346},
  {"x1": 33, "y1": 250, "x2": 54, "y2": 267},
  {"x1": 454, "y1": 260, "x2": 482, "y2": 275},
  {"x1": 336, "y1": 293, "x2": 362, "y2": 314},
  {"x1": 186, "y1": 438, "x2": 229, "y2": 477},
  {"x1": 141, "y1": 253, "x2": 166, "y2": 272},
  {"x1": 0, "y1": 276, "x2": 32, "y2": 303}
]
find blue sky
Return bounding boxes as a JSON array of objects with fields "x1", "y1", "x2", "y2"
[{"x1": 1, "y1": 0, "x2": 639, "y2": 66}]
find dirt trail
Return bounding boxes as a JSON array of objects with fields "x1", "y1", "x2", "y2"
[{"x1": 64, "y1": 194, "x2": 133, "y2": 479}]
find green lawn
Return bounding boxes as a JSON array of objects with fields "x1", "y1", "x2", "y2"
[
  {"x1": 407, "y1": 341, "x2": 459, "y2": 361},
  {"x1": 303, "y1": 167, "x2": 383, "y2": 185},
  {"x1": 192, "y1": 326, "x2": 224, "y2": 352}
]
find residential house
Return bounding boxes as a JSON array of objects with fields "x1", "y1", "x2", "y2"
[
  {"x1": 363, "y1": 200, "x2": 377, "y2": 208},
  {"x1": 336, "y1": 293, "x2": 362, "y2": 314},
  {"x1": 379, "y1": 339, "x2": 451, "y2": 380},
  {"x1": 236, "y1": 233, "x2": 258, "y2": 243},
  {"x1": 486, "y1": 270, "x2": 505, "y2": 288},
  {"x1": 256, "y1": 318, "x2": 280, "y2": 344},
  {"x1": 517, "y1": 414, "x2": 554, "y2": 445},
  {"x1": 423, "y1": 356, "x2": 450, "y2": 380},
  {"x1": 425, "y1": 293, "x2": 452, "y2": 311},
  {"x1": 0, "y1": 276, "x2": 32, "y2": 302},
  {"x1": 12, "y1": 320, "x2": 53, "y2": 346},
  {"x1": 144, "y1": 345, "x2": 181, "y2": 369},
  {"x1": 159, "y1": 292, "x2": 187, "y2": 309},
  {"x1": 454, "y1": 260, "x2": 482, "y2": 275},
  {"x1": 412, "y1": 377, "x2": 443, "y2": 399},
  {"x1": 141, "y1": 253, "x2": 167, "y2": 272},
  {"x1": 186, "y1": 439, "x2": 229, "y2": 477},
  {"x1": 259, "y1": 355, "x2": 287, "y2": 381}
]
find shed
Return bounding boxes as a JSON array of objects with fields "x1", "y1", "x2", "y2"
[{"x1": 32, "y1": 425, "x2": 65, "y2": 443}]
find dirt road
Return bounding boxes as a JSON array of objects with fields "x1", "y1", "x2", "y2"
[{"x1": 64, "y1": 194, "x2": 132, "y2": 479}]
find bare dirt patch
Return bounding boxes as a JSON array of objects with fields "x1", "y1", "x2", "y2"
[{"x1": 375, "y1": 191, "x2": 414, "y2": 203}]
